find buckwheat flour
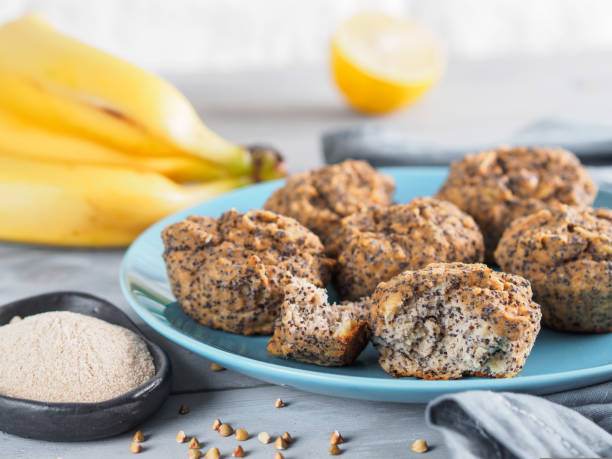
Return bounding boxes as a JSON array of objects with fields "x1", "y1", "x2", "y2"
[{"x1": 0, "y1": 311, "x2": 155, "y2": 403}]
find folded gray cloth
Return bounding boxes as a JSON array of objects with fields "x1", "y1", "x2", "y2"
[
  {"x1": 426, "y1": 381, "x2": 612, "y2": 459},
  {"x1": 323, "y1": 118, "x2": 612, "y2": 167}
]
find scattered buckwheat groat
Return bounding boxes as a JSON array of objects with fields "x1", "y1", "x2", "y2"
[
  {"x1": 129, "y1": 441, "x2": 142, "y2": 454},
  {"x1": 274, "y1": 436, "x2": 288, "y2": 450},
  {"x1": 411, "y1": 439, "x2": 428, "y2": 453},
  {"x1": 218, "y1": 424, "x2": 233, "y2": 437},
  {"x1": 178, "y1": 403, "x2": 189, "y2": 415},
  {"x1": 370, "y1": 263, "x2": 541, "y2": 379},
  {"x1": 330, "y1": 430, "x2": 344, "y2": 445},
  {"x1": 204, "y1": 447, "x2": 219, "y2": 459},
  {"x1": 188, "y1": 437, "x2": 200, "y2": 449},
  {"x1": 235, "y1": 428, "x2": 248, "y2": 441},
  {"x1": 258, "y1": 431, "x2": 271, "y2": 444}
]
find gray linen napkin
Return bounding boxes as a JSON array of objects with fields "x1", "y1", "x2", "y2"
[
  {"x1": 426, "y1": 381, "x2": 612, "y2": 459},
  {"x1": 322, "y1": 118, "x2": 612, "y2": 166}
]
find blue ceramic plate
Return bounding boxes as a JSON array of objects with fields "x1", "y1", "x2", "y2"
[{"x1": 120, "y1": 167, "x2": 612, "y2": 402}]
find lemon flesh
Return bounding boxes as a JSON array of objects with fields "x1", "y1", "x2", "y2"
[{"x1": 332, "y1": 12, "x2": 443, "y2": 114}]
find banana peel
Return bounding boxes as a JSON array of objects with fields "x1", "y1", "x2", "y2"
[
  {"x1": 0, "y1": 155, "x2": 256, "y2": 247},
  {"x1": 0, "y1": 14, "x2": 287, "y2": 247},
  {"x1": 0, "y1": 14, "x2": 279, "y2": 176},
  {"x1": 0, "y1": 108, "x2": 285, "y2": 183}
]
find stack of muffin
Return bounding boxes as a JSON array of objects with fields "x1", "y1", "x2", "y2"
[{"x1": 162, "y1": 148, "x2": 609, "y2": 380}]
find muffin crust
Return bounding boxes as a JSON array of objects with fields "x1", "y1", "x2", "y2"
[
  {"x1": 162, "y1": 209, "x2": 335, "y2": 335},
  {"x1": 264, "y1": 160, "x2": 394, "y2": 250},
  {"x1": 370, "y1": 263, "x2": 541, "y2": 379},
  {"x1": 436, "y1": 146, "x2": 597, "y2": 258},
  {"x1": 495, "y1": 205, "x2": 612, "y2": 332},
  {"x1": 334, "y1": 198, "x2": 484, "y2": 300}
]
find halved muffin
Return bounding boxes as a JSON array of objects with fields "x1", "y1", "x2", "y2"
[
  {"x1": 370, "y1": 263, "x2": 541, "y2": 379},
  {"x1": 267, "y1": 278, "x2": 370, "y2": 366}
]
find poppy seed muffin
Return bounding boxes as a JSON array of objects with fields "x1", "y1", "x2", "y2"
[
  {"x1": 495, "y1": 205, "x2": 612, "y2": 333},
  {"x1": 162, "y1": 209, "x2": 335, "y2": 335},
  {"x1": 436, "y1": 146, "x2": 597, "y2": 259},
  {"x1": 334, "y1": 198, "x2": 485, "y2": 300},
  {"x1": 370, "y1": 263, "x2": 541, "y2": 379},
  {"x1": 267, "y1": 278, "x2": 370, "y2": 366},
  {"x1": 264, "y1": 160, "x2": 395, "y2": 251}
]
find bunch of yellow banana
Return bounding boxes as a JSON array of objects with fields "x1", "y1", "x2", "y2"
[{"x1": 0, "y1": 14, "x2": 285, "y2": 247}]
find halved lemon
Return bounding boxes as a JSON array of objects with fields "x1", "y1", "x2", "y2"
[{"x1": 331, "y1": 12, "x2": 443, "y2": 115}]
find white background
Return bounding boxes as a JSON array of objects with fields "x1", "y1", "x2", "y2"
[{"x1": 2, "y1": 0, "x2": 612, "y2": 74}]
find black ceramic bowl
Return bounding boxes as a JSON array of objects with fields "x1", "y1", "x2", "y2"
[{"x1": 0, "y1": 291, "x2": 171, "y2": 441}]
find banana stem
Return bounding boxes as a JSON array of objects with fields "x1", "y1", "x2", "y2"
[
  {"x1": 247, "y1": 145, "x2": 287, "y2": 182},
  {"x1": 158, "y1": 146, "x2": 286, "y2": 184}
]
